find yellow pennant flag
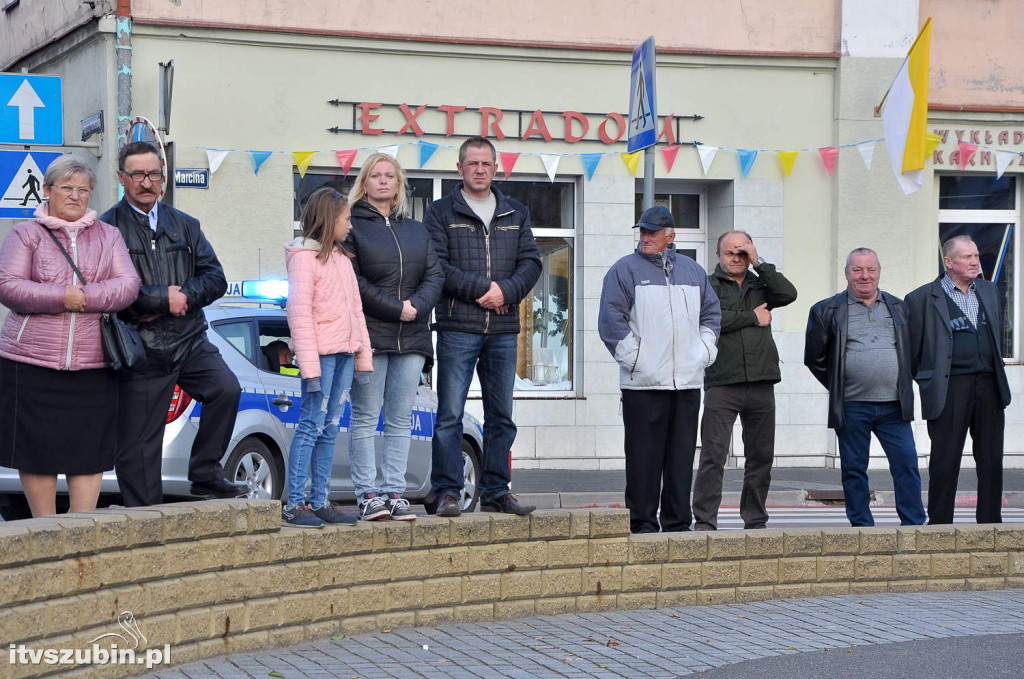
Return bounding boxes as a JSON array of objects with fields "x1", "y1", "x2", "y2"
[
  {"x1": 293, "y1": 151, "x2": 315, "y2": 178},
  {"x1": 924, "y1": 132, "x2": 943, "y2": 157},
  {"x1": 777, "y1": 151, "x2": 799, "y2": 178},
  {"x1": 620, "y1": 151, "x2": 641, "y2": 176},
  {"x1": 882, "y1": 18, "x2": 932, "y2": 194}
]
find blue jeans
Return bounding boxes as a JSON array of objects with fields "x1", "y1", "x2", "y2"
[
  {"x1": 431, "y1": 331, "x2": 516, "y2": 503},
  {"x1": 348, "y1": 352, "x2": 426, "y2": 502},
  {"x1": 285, "y1": 353, "x2": 354, "y2": 507},
  {"x1": 835, "y1": 401, "x2": 926, "y2": 527}
]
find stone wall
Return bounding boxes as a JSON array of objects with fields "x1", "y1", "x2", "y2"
[{"x1": 2, "y1": 500, "x2": 1023, "y2": 678}]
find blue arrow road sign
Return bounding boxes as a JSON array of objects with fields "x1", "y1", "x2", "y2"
[
  {"x1": 0, "y1": 73, "x2": 64, "y2": 146},
  {"x1": 628, "y1": 37, "x2": 657, "y2": 153},
  {"x1": 0, "y1": 150, "x2": 63, "y2": 219}
]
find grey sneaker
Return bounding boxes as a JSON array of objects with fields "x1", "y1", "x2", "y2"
[
  {"x1": 311, "y1": 502, "x2": 358, "y2": 525},
  {"x1": 282, "y1": 504, "x2": 325, "y2": 528},
  {"x1": 386, "y1": 494, "x2": 416, "y2": 521},
  {"x1": 359, "y1": 493, "x2": 390, "y2": 521}
]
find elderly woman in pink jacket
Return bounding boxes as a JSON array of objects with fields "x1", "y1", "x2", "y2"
[{"x1": 0, "y1": 155, "x2": 141, "y2": 517}]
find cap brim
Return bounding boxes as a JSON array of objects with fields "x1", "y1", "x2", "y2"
[{"x1": 633, "y1": 222, "x2": 668, "y2": 230}]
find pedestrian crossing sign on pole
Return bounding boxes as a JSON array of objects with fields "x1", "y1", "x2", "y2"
[
  {"x1": 628, "y1": 36, "x2": 657, "y2": 153},
  {"x1": 0, "y1": 150, "x2": 64, "y2": 219}
]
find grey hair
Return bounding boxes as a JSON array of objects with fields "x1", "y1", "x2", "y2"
[
  {"x1": 942, "y1": 235, "x2": 975, "y2": 258},
  {"x1": 845, "y1": 247, "x2": 879, "y2": 270},
  {"x1": 43, "y1": 155, "x2": 96, "y2": 189}
]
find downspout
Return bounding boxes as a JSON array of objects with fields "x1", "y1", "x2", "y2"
[{"x1": 115, "y1": 0, "x2": 132, "y2": 198}]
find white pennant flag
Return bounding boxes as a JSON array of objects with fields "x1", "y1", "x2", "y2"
[
  {"x1": 378, "y1": 145, "x2": 399, "y2": 159},
  {"x1": 206, "y1": 149, "x2": 229, "y2": 174},
  {"x1": 540, "y1": 154, "x2": 560, "y2": 182},
  {"x1": 995, "y1": 150, "x2": 1016, "y2": 179},
  {"x1": 856, "y1": 141, "x2": 876, "y2": 171},
  {"x1": 697, "y1": 145, "x2": 718, "y2": 176}
]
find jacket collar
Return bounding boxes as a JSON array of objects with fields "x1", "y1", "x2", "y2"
[
  {"x1": 449, "y1": 183, "x2": 514, "y2": 222},
  {"x1": 117, "y1": 198, "x2": 179, "y2": 241},
  {"x1": 711, "y1": 263, "x2": 758, "y2": 286}
]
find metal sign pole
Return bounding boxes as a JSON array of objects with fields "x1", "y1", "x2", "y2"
[{"x1": 643, "y1": 147, "x2": 655, "y2": 210}]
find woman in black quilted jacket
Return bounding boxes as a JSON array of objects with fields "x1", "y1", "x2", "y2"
[{"x1": 345, "y1": 153, "x2": 443, "y2": 521}]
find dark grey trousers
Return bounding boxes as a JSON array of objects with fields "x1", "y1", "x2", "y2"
[{"x1": 693, "y1": 383, "x2": 776, "y2": 529}]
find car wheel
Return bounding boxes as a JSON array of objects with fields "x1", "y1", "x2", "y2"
[
  {"x1": 458, "y1": 439, "x2": 482, "y2": 512},
  {"x1": 225, "y1": 437, "x2": 283, "y2": 501}
]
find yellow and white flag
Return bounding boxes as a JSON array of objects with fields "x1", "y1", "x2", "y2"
[{"x1": 882, "y1": 18, "x2": 931, "y2": 195}]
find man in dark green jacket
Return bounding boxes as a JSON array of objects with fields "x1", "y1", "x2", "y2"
[{"x1": 692, "y1": 231, "x2": 797, "y2": 530}]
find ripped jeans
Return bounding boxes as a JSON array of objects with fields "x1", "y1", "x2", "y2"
[{"x1": 285, "y1": 353, "x2": 354, "y2": 507}]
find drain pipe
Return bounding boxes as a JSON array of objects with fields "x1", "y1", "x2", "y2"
[{"x1": 115, "y1": 0, "x2": 132, "y2": 197}]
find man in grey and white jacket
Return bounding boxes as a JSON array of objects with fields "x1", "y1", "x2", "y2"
[{"x1": 599, "y1": 206, "x2": 721, "y2": 533}]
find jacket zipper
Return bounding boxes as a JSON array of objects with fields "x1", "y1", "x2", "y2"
[
  {"x1": 66, "y1": 229, "x2": 79, "y2": 370},
  {"x1": 483, "y1": 216, "x2": 492, "y2": 334},
  {"x1": 666, "y1": 261, "x2": 678, "y2": 388},
  {"x1": 385, "y1": 215, "x2": 405, "y2": 352}
]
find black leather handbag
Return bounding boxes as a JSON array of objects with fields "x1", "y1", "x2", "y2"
[{"x1": 45, "y1": 227, "x2": 145, "y2": 372}]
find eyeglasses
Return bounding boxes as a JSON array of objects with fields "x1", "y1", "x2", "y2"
[
  {"x1": 122, "y1": 171, "x2": 165, "y2": 183},
  {"x1": 53, "y1": 186, "x2": 93, "y2": 197}
]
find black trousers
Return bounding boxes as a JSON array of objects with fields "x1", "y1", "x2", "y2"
[
  {"x1": 927, "y1": 373, "x2": 1004, "y2": 524},
  {"x1": 115, "y1": 340, "x2": 241, "y2": 507},
  {"x1": 621, "y1": 388, "x2": 700, "y2": 533},
  {"x1": 693, "y1": 383, "x2": 775, "y2": 530}
]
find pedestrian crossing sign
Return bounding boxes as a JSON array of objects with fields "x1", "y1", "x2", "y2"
[{"x1": 0, "y1": 150, "x2": 63, "y2": 219}]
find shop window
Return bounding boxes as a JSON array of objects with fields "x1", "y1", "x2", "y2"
[{"x1": 938, "y1": 175, "x2": 1019, "y2": 360}]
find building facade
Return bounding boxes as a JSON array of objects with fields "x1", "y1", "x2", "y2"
[{"x1": 2, "y1": 0, "x2": 1022, "y2": 469}]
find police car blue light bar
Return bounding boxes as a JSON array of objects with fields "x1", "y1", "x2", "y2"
[{"x1": 241, "y1": 279, "x2": 289, "y2": 301}]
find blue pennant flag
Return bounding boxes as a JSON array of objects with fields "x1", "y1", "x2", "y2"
[
  {"x1": 581, "y1": 153, "x2": 602, "y2": 181},
  {"x1": 250, "y1": 151, "x2": 272, "y2": 175},
  {"x1": 418, "y1": 141, "x2": 439, "y2": 168},
  {"x1": 737, "y1": 149, "x2": 758, "y2": 178}
]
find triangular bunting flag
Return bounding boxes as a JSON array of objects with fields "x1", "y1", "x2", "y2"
[
  {"x1": 995, "y1": 150, "x2": 1016, "y2": 179},
  {"x1": 957, "y1": 141, "x2": 978, "y2": 169},
  {"x1": 818, "y1": 146, "x2": 839, "y2": 176},
  {"x1": 621, "y1": 151, "x2": 641, "y2": 176},
  {"x1": 581, "y1": 153, "x2": 602, "y2": 181},
  {"x1": 737, "y1": 149, "x2": 757, "y2": 178},
  {"x1": 660, "y1": 145, "x2": 680, "y2": 173},
  {"x1": 539, "y1": 154, "x2": 560, "y2": 182},
  {"x1": 249, "y1": 151, "x2": 272, "y2": 176},
  {"x1": 924, "y1": 132, "x2": 943, "y2": 157},
  {"x1": 856, "y1": 141, "x2": 876, "y2": 170},
  {"x1": 378, "y1": 145, "x2": 399, "y2": 159},
  {"x1": 334, "y1": 149, "x2": 357, "y2": 175},
  {"x1": 777, "y1": 151, "x2": 799, "y2": 178},
  {"x1": 418, "y1": 141, "x2": 438, "y2": 168},
  {"x1": 499, "y1": 151, "x2": 520, "y2": 179},
  {"x1": 293, "y1": 151, "x2": 315, "y2": 178},
  {"x1": 697, "y1": 145, "x2": 717, "y2": 176},
  {"x1": 205, "y1": 149, "x2": 228, "y2": 175}
]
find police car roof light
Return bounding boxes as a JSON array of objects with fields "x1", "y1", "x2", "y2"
[{"x1": 241, "y1": 279, "x2": 289, "y2": 302}]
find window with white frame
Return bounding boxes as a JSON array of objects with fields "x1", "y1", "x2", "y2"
[
  {"x1": 294, "y1": 171, "x2": 577, "y2": 394},
  {"x1": 938, "y1": 174, "x2": 1020, "y2": 360},
  {"x1": 634, "y1": 184, "x2": 707, "y2": 264}
]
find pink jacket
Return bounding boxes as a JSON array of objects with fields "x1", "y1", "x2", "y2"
[
  {"x1": 285, "y1": 237, "x2": 372, "y2": 378},
  {"x1": 0, "y1": 207, "x2": 141, "y2": 371}
]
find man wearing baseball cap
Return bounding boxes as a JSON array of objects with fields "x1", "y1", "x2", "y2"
[{"x1": 598, "y1": 206, "x2": 721, "y2": 533}]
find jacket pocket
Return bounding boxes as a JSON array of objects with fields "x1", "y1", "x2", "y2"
[{"x1": 914, "y1": 369, "x2": 933, "y2": 381}]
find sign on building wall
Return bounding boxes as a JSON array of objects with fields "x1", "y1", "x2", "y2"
[{"x1": 0, "y1": 73, "x2": 63, "y2": 146}]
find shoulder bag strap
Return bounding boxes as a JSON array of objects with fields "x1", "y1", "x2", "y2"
[{"x1": 43, "y1": 226, "x2": 89, "y2": 286}]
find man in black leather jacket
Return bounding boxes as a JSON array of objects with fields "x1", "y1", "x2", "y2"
[
  {"x1": 424, "y1": 136, "x2": 542, "y2": 518},
  {"x1": 100, "y1": 142, "x2": 247, "y2": 506}
]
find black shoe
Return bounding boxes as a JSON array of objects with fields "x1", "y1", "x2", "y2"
[
  {"x1": 190, "y1": 477, "x2": 250, "y2": 498},
  {"x1": 481, "y1": 493, "x2": 535, "y2": 516},
  {"x1": 436, "y1": 492, "x2": 462, "y2": 518}
]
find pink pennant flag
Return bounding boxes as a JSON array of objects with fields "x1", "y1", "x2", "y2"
[
  {"x1": 499, "y1": 151, "x2": 520, "y2": 179},
  {"x1": 818, "y1": 146, "x2": 839, "y2": 176},
  {"x1": 958, "y1": 141, "x2": 979, "y2": 169},
  {"x1": 335, "y1": 150, "x2": 357, "y2": 175},
  {"x1": 660, "y1": 145, "x2": 681, "y2": 173}
]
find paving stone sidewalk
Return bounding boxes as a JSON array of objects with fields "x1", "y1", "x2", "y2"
[{"x1": 146, "y1": 589, "x2": 1024, "y2": 678}]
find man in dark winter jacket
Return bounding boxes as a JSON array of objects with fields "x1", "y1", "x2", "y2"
[
  {"x1": 692, "y1": 231, "x2": 797, "y2": 531},
  {"x1": 598, "y1": 206, "x2": 721, "y2": 534},
  {"x1": 101, "y1": 141, "x2": 246, "y2": 506},
  {"x1": 424, "y1": 136, "x2": 542, "y2": 517},
  {"x1": 804, "y1": 248, "x2": 925, "y2": 527}
]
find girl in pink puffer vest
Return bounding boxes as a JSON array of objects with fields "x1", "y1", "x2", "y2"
[{"x1": 281, "y1": 187, "x2": 371, "y2": 527}]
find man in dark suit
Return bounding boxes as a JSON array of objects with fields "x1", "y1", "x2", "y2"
[{"x1": 905, "y1": 235, "x2": 1011, "y2": 524}]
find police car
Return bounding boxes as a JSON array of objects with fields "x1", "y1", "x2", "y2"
[{"x1": 0, "y1": 281, "x2": 484, "y2": 520}]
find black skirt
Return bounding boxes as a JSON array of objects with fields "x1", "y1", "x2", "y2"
[{"x1": 0, "y1": 357, "x2": 118, "y2": 475}]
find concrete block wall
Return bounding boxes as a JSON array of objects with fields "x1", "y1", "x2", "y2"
[{"x1": 3, "y1": 500, "x2": 1024, "y2": 678}]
